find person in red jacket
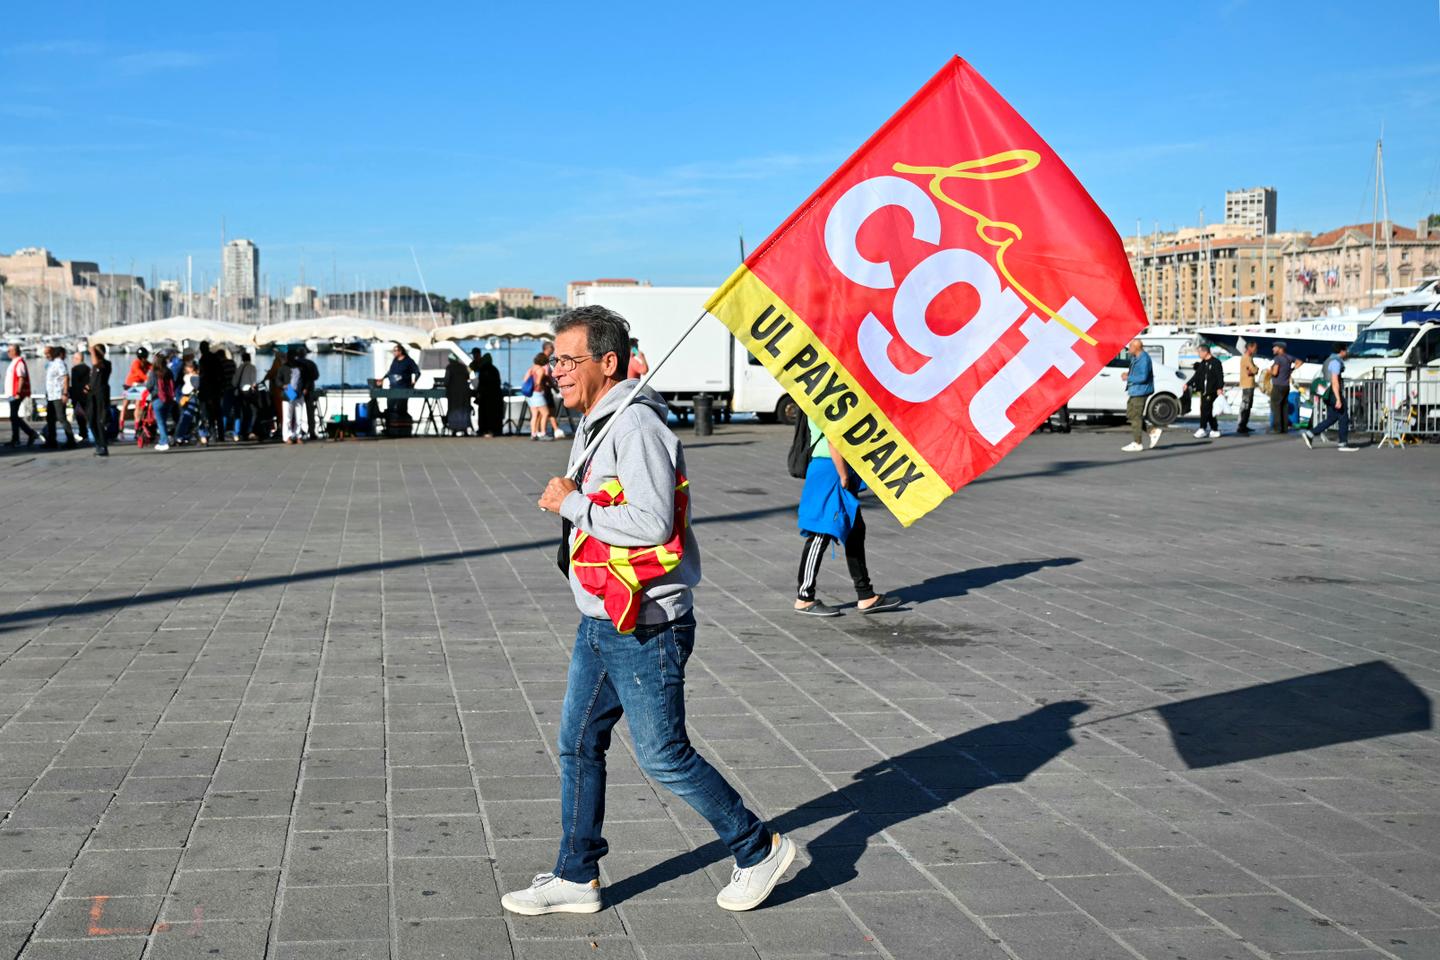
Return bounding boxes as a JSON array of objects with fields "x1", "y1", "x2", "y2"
[
  {"x1": 5, "y1": 344, "x2": 38, "y2": 448},
  {"x1": 119, "y1": 347, "x2": 151, "y2": 437}
]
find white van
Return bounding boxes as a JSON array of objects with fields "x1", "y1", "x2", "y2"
[{"x1": 571, "y1": 285, "x2": 789, "y2": 422}]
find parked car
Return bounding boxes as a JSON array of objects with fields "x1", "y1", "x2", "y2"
[{"x1": 1067, "y1": 347, "x2": 1190, "y2": 426}]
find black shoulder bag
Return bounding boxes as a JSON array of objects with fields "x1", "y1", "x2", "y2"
[{"x1": 787, "y1": 413, "x2": 820, "y2": 478}]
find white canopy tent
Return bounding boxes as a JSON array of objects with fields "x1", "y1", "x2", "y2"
[
  {"x1": 427, "y1": 317, "x2": 552, "y2": 343},
  {"x1": 428, "y1": 317, "x2": 553, "y2": 397},
  {"x1": 249, "y1": 316, "x2": 435, "y2": 406},
  {"x1": 86, "y1": 317, "x2": 256, "y2": 349},
  {"x1": 251, "y1": 315, "x2": 431, "y2": 348}
]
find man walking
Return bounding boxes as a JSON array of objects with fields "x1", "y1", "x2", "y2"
[
  {"x1": 296, "y1": 347, "x2": 321, "y2": 440},
  {"x1": 218, "y1": 348, "x2": 238, "y2": 441},
  {"x1": 1188, "y1": 344, "x2": 1224, "y2": 438},
  {"x1": 508, "y1": 305, "x2": 792, "y2": 916},
  {"x1": 1269, "y1": 342, "x2": 1298, "y2": 433},
  {"x1": 1301, "y1": 343, "x2": 1357, "y2": 452},
  {"x1": 282, "y1": 355, "x2": 307, "y2": 445},
  {"x1": 86, "y1": 344, "x2": 112, "y2": 457},
  {"x1": 4, "y1": 344, "x2": 38, "y2": 448},
  {"x1": 1236, "y1": 342, "x2": 1259, "y2": 435},
  {"x1": 197, "y1": 341, "x2": 225, "y2": 443},
  {"x1": 232, "y1": 349, "x2": 258, "y2": 440},
  {"x1": 70, "y1": 347, "x2": 91, "y2": 445},
  {"x1": 1120, "y1": 338, "x2": 1162, "y2": 452},
  {"x1": 43, "y1": 346, "x2": 76, "y2": 449}
]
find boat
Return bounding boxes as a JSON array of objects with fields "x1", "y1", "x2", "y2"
[{"x1": 1196, "y1": 314, "x2": 1373, "y2": 363}]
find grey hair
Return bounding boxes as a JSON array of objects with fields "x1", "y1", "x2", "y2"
[{"x1": 552, "y1": 305, "x2": 631, "y2": 375}]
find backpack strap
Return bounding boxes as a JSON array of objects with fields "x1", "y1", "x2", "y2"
[{"x1": 556, "y1": 403, "x2": 665, "y2": 577}]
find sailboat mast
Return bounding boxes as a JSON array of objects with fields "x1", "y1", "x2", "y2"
[
  {"x1": 1260, "y1": 230, "x2": 1269, "y2": 324},
  {"x1": 1379, "y1": 138, "x2": 1392, "y2": 296},
  {"x1": 1371, "y1": 136, "x2": 1383, "y2": 306}
]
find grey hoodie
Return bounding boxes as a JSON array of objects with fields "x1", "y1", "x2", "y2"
[{"x1": 558, "y1": 379, "x2": 701, "y2": 625}]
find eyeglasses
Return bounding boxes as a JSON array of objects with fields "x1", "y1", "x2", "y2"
[{"x1": 548, "y1": 354, "x2": 600, "y2": 372}]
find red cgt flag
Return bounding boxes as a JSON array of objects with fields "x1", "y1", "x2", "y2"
[{"x1": 706, "y1": 57, "x2": 1146, "y2": 526}]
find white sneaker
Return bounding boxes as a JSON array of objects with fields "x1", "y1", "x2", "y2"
[
  {"x1": 1193, "y1": 428, "x2": 1207, "y2": 439},
  {"x1": 716, "y1": 833, "x2": 795, "y2": 912},
  {"x1": 1121, "y1": 442, "x2": 1143, "y2": 452},
  {"x1": 1337, "y1": 444, "x2": 1358, "y2": 452},
  {"x1": 155, "y1": 443, "x2": 170, "y2": 452},
  {"x1": 1148, "y1": 427, "x2": 1162, "y2": 448},
  {"x1": 501, "y1": 873, "x2": 602, "y2": 916}
]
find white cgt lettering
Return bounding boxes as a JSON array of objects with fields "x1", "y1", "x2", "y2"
[
  {"x1": 823, "y1": 176, "x2": 940, "y2": 290},
  {"x1": 969, "y1": 298, "x2": 1099, "y2": 444},
  {"x1": 857, "y1": 248, "x2": 1025, "y2": 403},
  {"x1": 825, "y1": 174, "x2": 1098, "y2": 442}
]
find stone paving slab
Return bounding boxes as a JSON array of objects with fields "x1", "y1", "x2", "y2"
[{"x1": 1, "y1": 424, "x2": 1437, "y2": 960}]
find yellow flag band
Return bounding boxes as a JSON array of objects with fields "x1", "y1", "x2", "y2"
[{"x1": 705, "y1": 266, "x2": 952, "y2": 527}]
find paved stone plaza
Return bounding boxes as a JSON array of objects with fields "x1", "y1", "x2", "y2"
[{"x1": 0, "y1": 424, "x2": 1436, "y2": 960}]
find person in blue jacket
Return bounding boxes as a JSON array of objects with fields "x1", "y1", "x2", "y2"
[
  {"x1": 379, "y1": 343, "x2": 421, "y2": 424},
  {"x1": 794, "y1": 415, "x2": 902, "y2": 617},
  {"x1": 1120, "y1": 338, "x2": 1163, "y2": 452}
]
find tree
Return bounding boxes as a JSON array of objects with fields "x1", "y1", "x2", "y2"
[
  {"x1": 446, "y1": 298, "x2": 474, "y2": 323},
  {"x1": 1428, "y1": 213, "x2": 1440, "y2": 229}
]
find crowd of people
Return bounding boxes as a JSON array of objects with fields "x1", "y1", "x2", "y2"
[
  {"x1": 1121, "y1": 337, "x2": 1358, "y2": 453},
  {"x1": 3, "y1": 338, "x2": 634, "y2": 454},
  {"x1": 7, "y1": 342, "x2": 114, "y2": 455},
  {"x1": 2, "y1": 339, "x2": 350, "y2": 452},
  {"x1": 440, "y1": 337, "x2": 647, "y2": 442},
  {"x1": 3, "y1": 340, "x2": 329, "y2": 454}
]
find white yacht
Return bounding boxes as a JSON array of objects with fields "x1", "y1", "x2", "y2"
[{"x1": 1197, "y1": 277, "x2": 1440, "y2": 363}]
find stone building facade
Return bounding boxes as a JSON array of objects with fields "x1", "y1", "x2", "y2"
[{"x1": 1283, "y1": 221, "x2": 1440, "y2": 318}]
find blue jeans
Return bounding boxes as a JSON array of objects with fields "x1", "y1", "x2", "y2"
[
  {"x1": 231, "y1": 392, "x2": 256, "y2": 439},
  {"x1": 1311, "y1": 393, "x2": 1349, "y2": 444},
  {"x1": 175, "y1": 403, "x2": 195, "y2": 442},
  {"x1": 153, "y1": 400, "x2": 171, "y2": 446},
  {"x1": 554, "y1": 612, "x2": 770, "y2": 883}
]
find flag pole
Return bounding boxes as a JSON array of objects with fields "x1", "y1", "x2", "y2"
[{"x1": 551, "y1": 308, "x2": 711, "y2": 490}]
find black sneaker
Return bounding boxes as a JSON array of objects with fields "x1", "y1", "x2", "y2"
[
  {"x1": 794, "y1": 601, "x2": 843, "y2": 618},
  {"x1": 859, "y1": 594, "x2": 904, "y2": 615}
]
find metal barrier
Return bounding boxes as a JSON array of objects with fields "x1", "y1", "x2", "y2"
[{"x1": 1343, "y1": 367, "x2": 1440, "y2": 446}]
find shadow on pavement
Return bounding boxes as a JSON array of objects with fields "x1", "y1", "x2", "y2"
[
  {"x1": 902, "y1": 557, "x2": 1081, "y2": 603},
  {"x1": 686, "y1": 440, "x2": 759, "y2": 449},
  {"x1": 0, "y1": 501, "x2": 797, "y2": 631},
  {"x1": 608, "y1": 661, "x2": 1432, "y2": 907},
  {"x1": 1146, "y1": 660, "x2": 1432, "y2": 768},
  {"x1": 607, "y1": 701, "x2": 1088, "y2": 907}
]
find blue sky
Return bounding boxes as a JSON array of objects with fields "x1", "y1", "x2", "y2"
[{"x1": 3, "y1": 1, "x2": 1438, "y2": 299}]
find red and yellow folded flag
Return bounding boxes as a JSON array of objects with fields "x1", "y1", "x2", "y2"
[{"x1": 569, "y1": 475, "x2": 690, "y2": 634}]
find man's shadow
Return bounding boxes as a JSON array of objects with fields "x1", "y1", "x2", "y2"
[{"x1": 606, "y1": 701, "x2": 1088, "y2": 906}]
